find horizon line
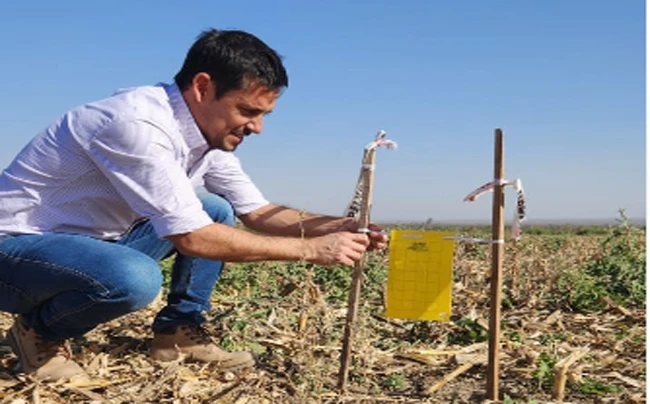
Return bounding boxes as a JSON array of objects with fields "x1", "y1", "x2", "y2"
[{"x1": 372, "y1": 217, "x2": 646, "y2": 226}]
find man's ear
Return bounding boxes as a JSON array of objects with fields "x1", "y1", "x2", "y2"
[{"x1": 191, "y1": 72, "x2": 213, "y2": 102}]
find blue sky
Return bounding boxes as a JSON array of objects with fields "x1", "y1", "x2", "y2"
[{"x1": 0, "y1": 1, "x2": 645, "y2": 223}]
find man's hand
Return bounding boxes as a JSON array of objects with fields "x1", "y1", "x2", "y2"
[
  {"x1": 338, "y1": 219, "x2": 388, "y2": 251},
  {"x1": 303, "y1": 232, "x2": 370, "y2": 266}
]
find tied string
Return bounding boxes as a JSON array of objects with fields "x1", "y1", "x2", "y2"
[
  {"x1": 463, "y1": 178, "x2": 526, "y2": 240},
  {"x1": 344, "y1": 130, "x2": 397, "y2": 218}
]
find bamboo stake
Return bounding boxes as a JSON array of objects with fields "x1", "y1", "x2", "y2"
[
  {"x1": 487, "y1": 128, "x2": 505, "y2": 400},
  {"x1": 338, "y1": 148, "x2": 376, "y2": 391}
]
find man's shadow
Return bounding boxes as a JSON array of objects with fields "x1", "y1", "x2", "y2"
[
  {"x1": 0, "y1": 334, "x2": 22, "y2": 387},
  {"x1": 100, "y1": 334, "x2": 152, "y2": 357}
]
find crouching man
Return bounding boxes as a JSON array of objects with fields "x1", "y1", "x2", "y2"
[{"x1": 0, "y1": 28, "x2": 386, "y2": 381}]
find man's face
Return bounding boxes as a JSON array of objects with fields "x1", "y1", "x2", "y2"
[{"x1": 184, "y1": 73, "x2": 279, "y2": 151}]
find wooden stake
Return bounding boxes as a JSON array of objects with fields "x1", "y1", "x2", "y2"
[
  {"x1": 337, "y1": 149, "x2": 376, "y2": 391},
  {"x1": 487, "y1": 129, "x2": 505, "y2": 400}
]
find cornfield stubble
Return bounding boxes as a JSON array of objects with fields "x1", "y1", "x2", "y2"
[{"x1": 0, "y1": 215, "x2": 645, "y2": 403}]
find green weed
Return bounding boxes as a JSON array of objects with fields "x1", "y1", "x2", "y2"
[
  {"x1": 576, "y1": 377, "x2": 621, "y2": 395},
  {"x1": 542, "y1": 236, "x2": 567, "y2": 252},
  {"x1": 553, "y1": 210, "x2": 645, "y2": 312},
  {"x1": 535, "y1": 332, "x2": 567, "y2": 346},
  {"x1": 533, "y1": 352, "x2": 556, "y2": 390},
  {"x1": 447, "y1": 317, "x2": 488, "y2": 345},
  {"x1": 312, "y1": 264, "x2": 351, "y2": 304},
  {"x1": 381, "y1": 374, "x2": 407, "y2": 391},
  {"x1": 503, "y1": 327, "x2": 522, "y2": 343}
]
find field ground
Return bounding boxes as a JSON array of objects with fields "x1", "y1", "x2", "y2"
[{"x1": 0, "y1": 221, "x2": 646, "y2": 403}]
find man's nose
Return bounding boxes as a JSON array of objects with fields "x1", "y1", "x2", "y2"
[{"x1": 246, "y1": 116, "x2": 263, "y2": 134}]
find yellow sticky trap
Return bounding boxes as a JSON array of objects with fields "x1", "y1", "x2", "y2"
[{"x1": 386, "y1": 230, "x2": 455, "y2": 321}]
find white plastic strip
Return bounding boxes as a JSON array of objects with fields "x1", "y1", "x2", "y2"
[
  {"x1": 463, "y1": 178, "x2": 509, "y2": 202},
  {"x1": 343, "y1": 130, "x2": 397, "y2": 218},
  {"x1": 364, "y1": 130, "x2": 398, "y2": 152},
  {"x1": 463, "y1": 178, "x2": 527, "y2": 241},
  {"x1": 511, "y1": 179, "x2": 526, "y2": 240}
]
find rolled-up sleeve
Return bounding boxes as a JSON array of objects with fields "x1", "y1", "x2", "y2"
[
  {"x1": 87, "y1": 118, "x2": 213, "y2": 237},
  {"x1": 203, "y1": 151, "x2": 269, "y2": 215}
]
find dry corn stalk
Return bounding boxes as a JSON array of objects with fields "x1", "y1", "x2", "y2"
[{"x1": 552, "y1": 346, "x2": 590, "y2": 402}]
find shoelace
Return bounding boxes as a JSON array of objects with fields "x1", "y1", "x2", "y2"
[{"x1": 182, "y1": 326, "x2": 214, "y2": 345}]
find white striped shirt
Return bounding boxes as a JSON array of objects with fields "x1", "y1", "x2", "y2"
[{"x1": 0, "y1": 83, "x2": 269, "y2": 240}]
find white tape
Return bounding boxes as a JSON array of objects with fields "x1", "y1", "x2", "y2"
[{"x1": 357, "y1": 228, "x2": 388, "y2": 236}]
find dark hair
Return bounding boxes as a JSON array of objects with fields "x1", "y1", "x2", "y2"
[{"x1": 174, "y1": 29, "x2": 288, "y2": 98}]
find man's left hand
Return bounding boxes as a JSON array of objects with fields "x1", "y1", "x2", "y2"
[{"x1": 339, "y1": 219, "x2": 388, "y2": 251}]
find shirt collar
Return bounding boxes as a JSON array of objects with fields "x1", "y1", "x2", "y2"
[{"x1": 164, "y1": 83, "x2": 209, "y2": 153}]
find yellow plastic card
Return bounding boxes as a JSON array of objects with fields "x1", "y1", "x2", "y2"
[{"x1": 386, "y1": 230, "x2": 455, "y2": 321}]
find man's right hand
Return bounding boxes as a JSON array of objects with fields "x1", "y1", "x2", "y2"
[{"x1": 303, "y1": 232, "x2": 370, "y2": 267}]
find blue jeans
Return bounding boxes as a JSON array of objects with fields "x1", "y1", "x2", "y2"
[{"x1": 0, "y1": 192, "x2": 234, "y2": 341}]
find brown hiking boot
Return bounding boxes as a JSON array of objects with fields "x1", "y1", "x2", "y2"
[
  {"x1": 7, "y1": 316, "x2": 89, "y2": 382},
  {"x1": 151, "y1": 325, "x2": 255, "y2": 371}
]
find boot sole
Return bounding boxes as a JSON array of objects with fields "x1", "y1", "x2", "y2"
[{"x1": 218, "y1": 358, "x2": 256, "y2": 372}]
